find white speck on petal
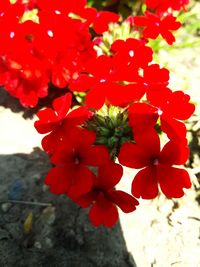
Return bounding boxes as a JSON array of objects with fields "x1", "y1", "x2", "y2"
[
  {"x1": 153, "y1": 159, "x2": 159, "y2": 165},
  {"x1": 129, "y1": 50, "x2": 134, "y2": 57},
  {"x1": 157, "y1": 109, "x2": 163, "y2": 116},
  {"x1": 47, "y1": 30, "x2": 54, "y2": 38},
  {"x1": 10, "y1": 32, "x2": 15, "y2": 39},
  {"x1": 55, "y1": 10, "x2": 61, "y2": 15}
]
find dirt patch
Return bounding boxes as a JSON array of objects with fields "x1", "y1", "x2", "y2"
[{"x1": 0, "y1": 149, "x2": 136, "y2": 267}]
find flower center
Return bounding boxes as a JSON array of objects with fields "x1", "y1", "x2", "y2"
[
  {"x1": 100, "y1": 79, "x2": 106, "y2": 83},
  {"x1": 73, "y1": 152, "x2": 81, "y2": 165},
  {"x1": 129, "y1": 50, "x2": 134, "y2": 57},
  {"x1": 152, "y1": 158, "x2": 159, "y2": 165},
  {"x1": 157, "y1": 109, "x2": 163, "y2": 116}
]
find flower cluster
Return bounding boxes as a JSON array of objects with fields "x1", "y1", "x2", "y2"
[
  {"x1": 127, "y1": 0, "x2": 184, "y2": 45},
  {"x1": 35, "y1": 93, "x2": 139, "y2": 227},
  {"x1": 1, "y1": 0, "x2": 195, "y2": 227},
  {"x1": 0, "y1": 0, "x2": 119, "y2": 107},
  {"x1": 145, "y1": 0, "x2": 189, "y2": 14}
]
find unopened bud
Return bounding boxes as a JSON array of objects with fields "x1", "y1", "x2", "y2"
[{"x1": 107, "y1": 136, "x2": 118, "y2": 148}]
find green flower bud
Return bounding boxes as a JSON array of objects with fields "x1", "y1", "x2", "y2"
[
  {"x1": 95, "y1": 136, "x2": 108, "y2": 145},
  {"x1": 98, "y1": 127, "x2": 111, "y2": 137},
  {"x1": 107, "y1": 136, "x2": 118, "y2": 148}
]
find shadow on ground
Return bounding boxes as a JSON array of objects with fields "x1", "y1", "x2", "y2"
[{"x1": 0, "y1": 148, "x2": 136, "y2": 267}]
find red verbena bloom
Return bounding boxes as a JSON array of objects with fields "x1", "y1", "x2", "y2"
[
  {"x1": 145, "y1": 0, "x2": 189, "y2": 14},
  {"x1": 45, "y1": 127, "x2": 110, "y2": 199},
  {"x1": 36, "y1": 0, "x2": 119, "y2": 34},
  {"x1": 35, "y1": 11, "x2": 96, "y2": 88},
  {"x1": 132, "y1": 64, "x2": 169, "y2": 99},
  {"x1": 133, "y1": 11, "x2": 182, "y2": 45},
  {"x1": 91, "y1": 11, "x2": 120, "y2": 34},
  {"x1": 69, "y1": 43, "x2": 153, "y2": 110},
  {"x1": 69, "y1": 54, "x2": 127, "y2": 109},
  {"x1": 34, "y1": 93, "x2": 92, "y2": 154},
  {"x1": 128, "y1": 89, "x2": 195, "y2": 141},
  {"x1": 118, "y1": 130, "x2": 191, "y2": 199},
  {"x1": 111, "y1": 38, "x2": 153, "y2": 69},
  {"x1": 72, "y1": 161, "x2": 139, "y2": 227},
  {"x1": 0, "y1": 1, "x2": 97, "y2": 106}
]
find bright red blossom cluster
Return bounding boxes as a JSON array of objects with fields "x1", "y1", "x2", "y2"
[
  {"x1": 0, "y1": 0, "x2": 195, "y2": 227},
  {"x1": 0, "y1": 0, "x2": 119, "y2": 107},
  {"x1": 145, "y1": 0, "x2": 189, "y2": 14}
]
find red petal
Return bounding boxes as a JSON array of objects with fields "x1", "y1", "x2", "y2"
[
  {"x1": 72, "y1": 191, "x2": 95, "y2": 208},
  {"x1": 89, "y1": 194, "x2": 119, "y2": 227},
  {"x1": 66, "y1": 106, "x2": 92, "y2": 127},
  {"x1": 69, "y1": 74, "x2": 95, "y2": 92},
  {"x1": 93, "y1": 11, "x2": 120, "y2": 34},
  {"x1": 50, "y1": 142, "x2": 74, "y2": 165},
  {"x1": 162, "y1": 15, "x2": 182, "y2": 30},
  {"x1": 63, "y1": 127, "x2": 96, "y2": 148},
  {"x1": 67, "y1": 165, "x2": 94, "y2": 198},
  {"x1": 107, "y1": 83, "x2": 145, "y2": 107},
  {"x1": 131, "y1": 166, "x2": 158, "y2": 199},
  {"x1": 147, "y1": 87, "x2": 172, "y2": 107},
  {"x1": 45, "y1": 166, "x2": 71, "y2": 194},
  {"x1": 97, "y1": 162, "x2": 123, "y2": 190},
  {"x1": 166, "y1": 91, "x2": 195, "y2": 120},
  {"x1": 119, "y1": 141, "x2": 152, "y2": 169},
  {"x1": 86, "y1": 55, "x2": 113, "y2": 78},
  {"x1": 143, "y1": 64, "x2": 169, "y2": 87},
  {"x1": 159, "y1": 141, "x2": 189, "y2": 165},
  {"x1": 158, "y1": 166, "x2": 191, "y2": 198},
  {"x1": 34, "y1": 108, "x2": 58, "y2": 134},
  {"x1": 128, "y1": 103, "x2": 158, "y2": 133},
  {"x1": 75, "y1": 128, "x2": 96, "y2": 147},
  {"x1": 160, "y1": 30, "x2": 175, "y2": 45},
  {"x1": 133, "y1": 16, "x2": 148, "y2": 26},
  {"x1": 53, "y1": 93, "x2": 72, "y2": 118},
  {"x1": 143, "y1": 26, "x2": 159, "y2": 39},
  {"x1": 134, "y1": 130, "x2": 161, "y2": 158},
  {"x1": 41, "y1": 131, "x2": 62, "y2": 154},
  {"x1": 161, "y1": 116, "x2": 187, "y2": 141},
  {"x1": 85, "y1": 85, "x2": 106, "y2": 110},
  {"x1": 108, "y1": 190, "x2": 139, "y2": 213},
  {"x1": 83, "y1": 145, "x2": 110, "y2": 166}
]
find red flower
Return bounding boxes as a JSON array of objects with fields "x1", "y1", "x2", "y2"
[
  {"x1": 118, "y1": 131, "x2": 191, "y2": 199},
  {"x1": 111, "y1": 38, "x2": 153, "y2": 68},
  {"x1": 37, "y1": 0, "x2": 119, "y2": 34},
  {"x1": 34, "y1": 93, "x2": 92, "y2": 154},
  {"x1": 128, "y1": 89, "x2": 195, "y2": 141},
  {"x1": 36, "y1": 0, "x2": 87, "y2": 15},
  {"x1": 142, "y1": 64, "x2": 169, "y2": 91},
  {"x1": 130, "y1": 64, "x2": 169, "y2": 100},
  {"x1": 70, "y1": 53, "x2": 148, "y2": 109},
  {"x1": 45, "y1": 127, "x2": 110, "y2": 198},
  {"x1": 92, "y1": 11, "x2": 120, "y2": 34},
  {"x1": 145, "y1": 0, "x2": 189, "y2": 14},
  {"x1": 1, "y1": 56, "x2": 49, "y2": 108},
  {"x1": 73, "y1": 161, "x2": 139, "y2": 227},
  {"x1": 133, "y1": 11, "x2": 181, "y2": 45}
]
